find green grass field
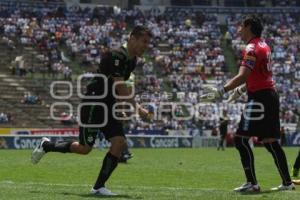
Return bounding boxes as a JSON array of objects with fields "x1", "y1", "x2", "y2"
[{"x1": 0, "y1": 148, "x2": 299, "y2": 200}]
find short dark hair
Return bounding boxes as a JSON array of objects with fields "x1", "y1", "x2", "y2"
[
  {"x1": 130, "y1": 26, "x2": 153, "y2": 38},
  {"x1": 243, "y1": 15, "x2": 263, "y2": 37}
]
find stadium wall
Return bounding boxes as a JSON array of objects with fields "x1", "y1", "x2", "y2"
[
  {"x1": 140, "y1": 0, "x2": 171, "y2": 6},
  {"x1": 0, "y1": 135, "x2": 194, "y2": 149},
  {"x1": 0, "y1": 128, "x2": 300, "y2": 149},
  {"x1": 135, "y1": 5, "x2": 300, "y2": 13},
  {"x1": 65, "y1": 0, "x2": 129, "y2": 9}
]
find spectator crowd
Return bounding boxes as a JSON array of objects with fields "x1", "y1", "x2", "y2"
[{"x1": 0, "y1": 1, "x2": 299, "y2": 136}]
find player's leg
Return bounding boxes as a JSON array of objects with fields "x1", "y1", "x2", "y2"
[
  {"x1": 233, "y1": 101, "x2": 260, "y2": 192},
  {"x1": 31, "y1": 127, "x2": 97, "y2": 164},
  {"x1": 31, "y1": 138, "x2": 79, "y2": 164},
  {"x1": 221, "y1": 134, "x2": 226, "y2": 150},
  {"x1": 234, "y1": 135, "x2": 259, "y2": 192},
  {"x1": 91, "y1": 136, "x2": 126, "y2": 195},
  {"x1": 95, "y1": 136, "x2": 127, "y2": 185},
  {"x1": 91, "y1": 120, "x2": 126, "y2": 196},
  {"x1": 69, "y1": 142, "x2": 92, "y2": 154},
  {"x1": 218, "y1": 136, "x2": 225, "y2": 151},
  {"x1": 292, "y1": 149, "x2": 300, "y2": 177},
  {"x1": 43, "y1": 139, "x2": 77, "y2": 153},
  {"x1": 122, "y1": 145, "x2": 132, "y2": 158},
  {"x1": 44, "y1": 127, "x2": 96, "y2": 154},
  {"x1": 217, "y1": 136, "x2": 222, "y2": 150},
  {"x1": 119, "y1": 145, "x2": 133, "y2": 163},
  {"x1": 259, "y1": 90, "x2": 294, "y2": 190},
  {"x1": 263, "y1": 138, "x2": 295, "y2": 190}
]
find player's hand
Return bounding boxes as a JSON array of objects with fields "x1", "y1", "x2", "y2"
[
  {"x1": 138, "y1": 107, "x2": 150, "y2": 119},
  {"x1": 138, "y1": 106, "x2": 148, "y2": 117},
  {"x1": 138, "y1": 107, "x2": 153, "y2": 122},
  {"x1": 225, "y1": 86, "x2": 245, "y2": 103},
  {"x1": 200, "y1": 85, "x2": 225, "y2": 101}
]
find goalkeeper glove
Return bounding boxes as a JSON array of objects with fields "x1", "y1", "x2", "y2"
[
  {"x1": 200, "y1": 85, "x2": 226, "y2": 101},
  {"x1": 226, "y1": 86, "x2": 246, "y2": 103}
]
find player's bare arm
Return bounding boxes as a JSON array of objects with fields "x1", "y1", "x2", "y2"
[
  {"x1": 224, "y1": 66, "x2": 251, "y2": 92},
  {"x1": 201, "y1": 66, "x2": 251, "y2": 101}
]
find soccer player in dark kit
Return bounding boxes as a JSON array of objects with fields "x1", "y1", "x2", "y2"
[
  {"x1": 217, "y1": 110, "x2": 229, "y2": 151},
  {"x1": 201, "y1": 15, "x2": 295, "y2": 192},
  {"x1": 31, "y1": 26, "x2": 153, "y2": 196}
]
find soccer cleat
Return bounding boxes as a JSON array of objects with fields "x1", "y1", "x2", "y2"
[
  {"x1": 233, "y1": 182, "x2": 261, "y2": 192},
  {"x1": 123, "y1": 152, "x2": 133, "y2": 160},
  {"x1": 90, "y1": 187, "x2": 117, "y2": 196},
  {"x1": 270, "y1": 183, "x2": 295, "y2": 191},
  {"x1": 31, "y1": 137, "x2": 50, "y2": 164},
  {"x1": 118, "y1": 152, "x2": 133, "y2": 163},
  {"x1": 292, "y1": 167, "x2": 299, "y2": 178},
  {"x1": 292, "y1": 179, "x2": 300, "y2": 185}
]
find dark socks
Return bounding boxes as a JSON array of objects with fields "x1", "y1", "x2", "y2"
[
  {"x1": 42, "y1": 141, "x2": 73, "y2": 153},
  {"x1": 264, "y1": 141, "x2": 292, "y2": 185},
  {"x1": 93, "y1": 152, "x2": 119, "y2": 189},
  {"x1": 234, "y1": 137, "x2": 257, "y2": 185},
  {"x1": 293, "y1": 150, "x2": 300, "y2": 169},
  {"x1": 218, "y1": 138, "x2": 224, "y2": 150}
]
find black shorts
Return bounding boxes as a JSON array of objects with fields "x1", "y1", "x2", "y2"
[
  {"x1": 236, "y1": 89, "x2": 280, "y2": 140},
  {"x1": 78, "y1": 103, "x2": 124, "y2": 147}
]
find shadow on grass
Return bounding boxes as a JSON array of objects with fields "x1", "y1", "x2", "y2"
[
  {"x1": 77, "y1": 194, "x2": 142, "y2": 199},
  {"x1": 29, "y1": 190, "x2": 143, "y2": 199},
  {"x1": 62, "y1": 192, "x2": 142, "y2": 199},
  {"x1": 238, "y1": 190, "x2": 281, "y2": 195}
]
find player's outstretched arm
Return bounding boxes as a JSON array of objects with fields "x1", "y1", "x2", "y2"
[{"x1": 200, "y1": 66, "x2": 250, "y2": 101}]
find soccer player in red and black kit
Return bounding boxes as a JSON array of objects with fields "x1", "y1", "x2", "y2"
[
  {"x1": 201, "y1": 15, "x2": 295, "y2": 192},
  {"x1": 31, "y1": 26, "x2": 152, "y2": 196}
]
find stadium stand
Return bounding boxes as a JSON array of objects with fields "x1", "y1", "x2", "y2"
[{"x1": 0, "y1": 0, "x2": 299, "y2": 137}]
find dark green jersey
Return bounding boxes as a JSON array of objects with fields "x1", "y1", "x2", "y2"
[
  {"x1": 98, "y1": 46, "x2": 137, "y2": 80},
  {"x1": 85, "y1": 45, "x2": 137, "y2": 102}
]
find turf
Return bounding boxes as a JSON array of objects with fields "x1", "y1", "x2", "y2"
[{"x1": 0, "y1": 147, "x2": 299, "y2": 200}]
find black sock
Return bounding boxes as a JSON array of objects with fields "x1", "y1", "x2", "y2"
[
  {"x1": 93, "y1": 152, "x2": 119, "y2": 189},
  {"x1": 42, "y1": 141, "x2": 72, "y2": 153},
  {"x1": 234, "y1": 137, "x2": 257, "y2": 185},
  {"x1": 218, "y1": 139, "x2": 222, "y2": 148},
  {"x1": 264, "y1": 141, "x2": 292, "y2": 185},
  {"x1": 293, "y1": 150, "x2": 300, "y2": 169}
]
